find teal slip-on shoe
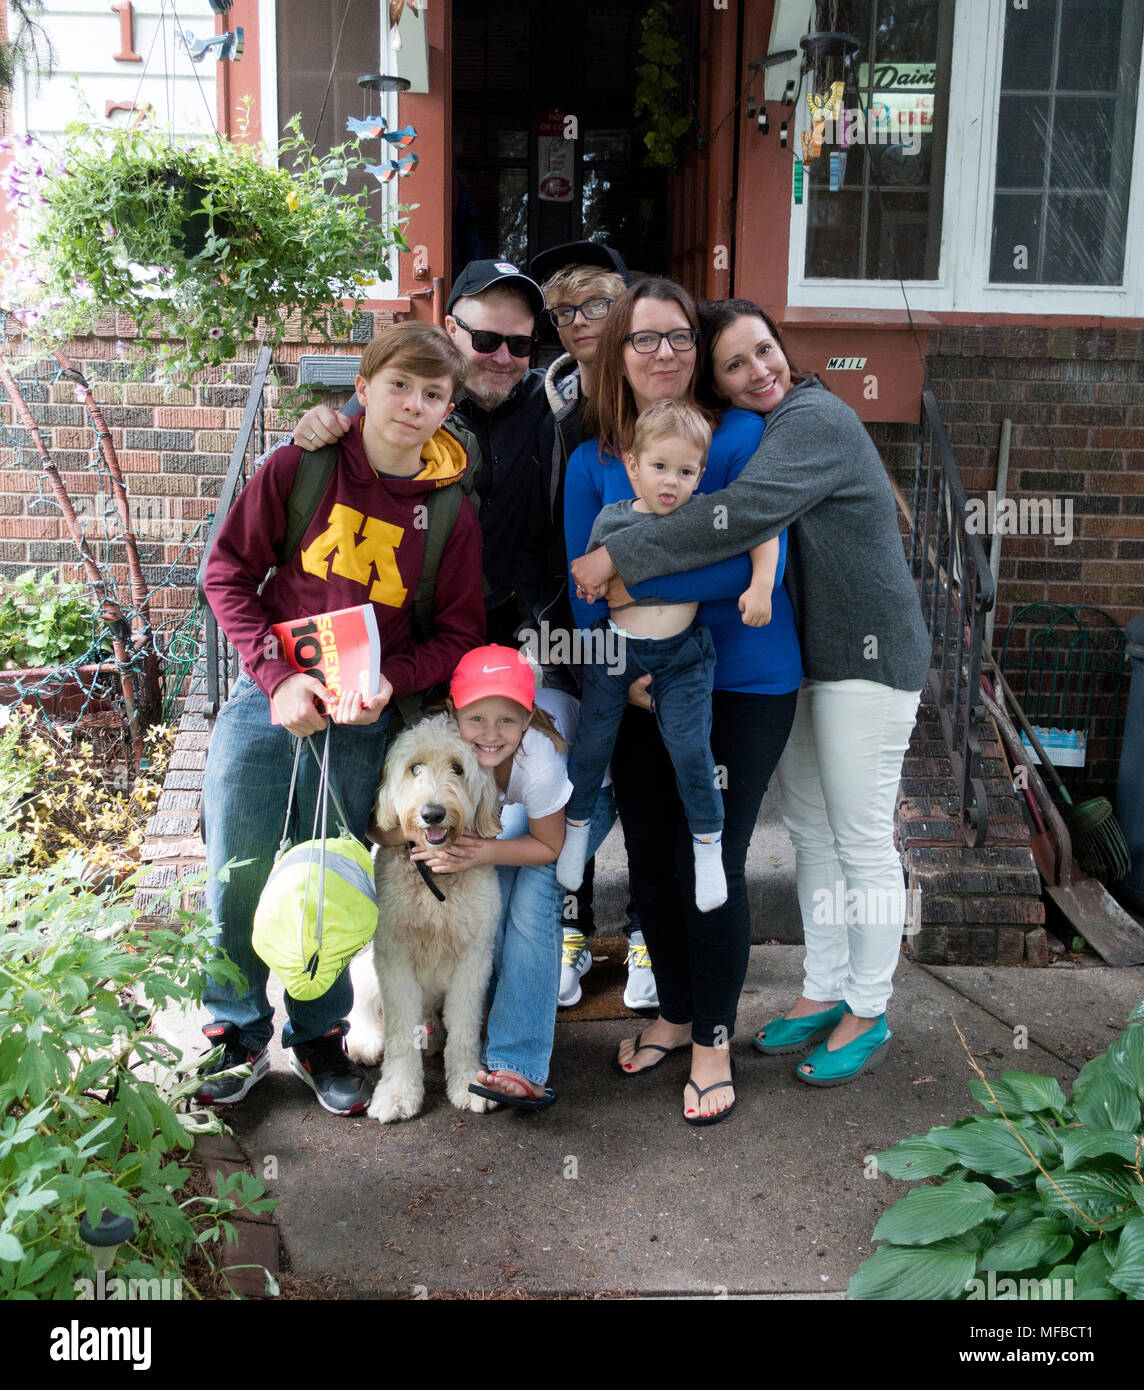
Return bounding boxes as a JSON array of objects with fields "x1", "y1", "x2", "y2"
[
  {"x1": 752, "y1": 1000, "x2": 848, "y2": 1055},
  {"x1": 794, "y1": 1015, "x2": 892, "y2": 1087}
]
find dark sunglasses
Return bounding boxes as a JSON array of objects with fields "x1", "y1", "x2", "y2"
[{"x1": 453, "y1": 314, "x2": 536, "y2": 358}]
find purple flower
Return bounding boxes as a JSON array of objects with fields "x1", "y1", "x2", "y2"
[{"x1": 208, "y1": 327, "x2": 224, "y2": 340}]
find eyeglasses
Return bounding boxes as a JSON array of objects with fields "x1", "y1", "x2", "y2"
[
  {"x1": 548, "y1": 297, "x2": 614, "y2": 327},
  {"x1": 623, "y1": 328, "x2": 698, "y2": 354},
  {"x1": 452, "y1": 314, "x2": 536, "y2": 359}
]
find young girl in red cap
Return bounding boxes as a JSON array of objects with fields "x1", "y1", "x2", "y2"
[{"x1": 411, "y1": 644, "x2": 614, "y2": 1109}]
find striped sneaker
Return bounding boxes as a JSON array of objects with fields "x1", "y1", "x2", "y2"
[
  {"x1": 623, "y1": 930, "x2": 659, "y2": 1011},
  {"x1": 558, "y1": 930, "x2": 592, "y2": 1007}
]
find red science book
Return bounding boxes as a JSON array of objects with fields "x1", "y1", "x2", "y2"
[{"x1": 267, "y1": 604, "x2": 382, "y2": 724}]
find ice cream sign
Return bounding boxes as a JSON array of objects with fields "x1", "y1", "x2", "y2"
[{"x1": 538, "y1": 108, "x2": 575, "y2": 203}]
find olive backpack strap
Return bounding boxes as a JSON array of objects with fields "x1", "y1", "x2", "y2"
[{"x1": 277, "y1": 443, "x2": 339, "y2": 567}]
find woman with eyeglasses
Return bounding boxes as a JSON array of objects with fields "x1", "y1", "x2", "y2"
[
  {"x1": 573, "y1": 299, "x2": 930, "y2": 1090},
  {"x1": 564, "y1": 279, "x2": 802, "y2": 1124}
]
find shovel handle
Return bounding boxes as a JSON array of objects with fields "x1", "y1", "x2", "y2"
[
  {"x1": 983, "y1": 688, "x2": 1074, "y2": 886},
  {"x1": 982, "y1": 658, "x2": 1073, "y2": 804}
]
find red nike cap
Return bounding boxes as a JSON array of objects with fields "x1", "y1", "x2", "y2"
[{"x1": 450, "y1": 644, "x2": 536, "y2": 712}]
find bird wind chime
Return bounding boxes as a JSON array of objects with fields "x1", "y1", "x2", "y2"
[{"x1": 348, "y1": 77, "x2": 419, "y2": 183}]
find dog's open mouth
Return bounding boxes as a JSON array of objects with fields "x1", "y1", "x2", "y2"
[{"x1": 422, "y1": 826, "x2": 449, "y2": 846}]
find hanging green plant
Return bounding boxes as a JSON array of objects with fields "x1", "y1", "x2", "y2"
[
  {"x1": 3, "y1": 101, "x2": 412, "y2": 386},
  {"x1": 633, "y1": 1, "x2": 694, "y2": 171}
]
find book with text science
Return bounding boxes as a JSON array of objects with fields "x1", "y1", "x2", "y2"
[{"x1": 268, "y1": 604, "x2": 381, "y2": 723}]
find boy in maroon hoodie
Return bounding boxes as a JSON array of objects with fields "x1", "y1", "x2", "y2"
[{"x1": 199, "y1": 322, "x2": 485, "y2": 1115}]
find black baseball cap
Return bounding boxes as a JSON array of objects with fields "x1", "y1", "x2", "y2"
[
  {"x1": 528, "y1": 241, "x2": 631, "y2": 288},
  {"x1": 446, "y1": 259, "x2": 546, "y2": 318}
]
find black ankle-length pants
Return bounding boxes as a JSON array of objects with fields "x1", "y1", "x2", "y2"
[{"x1": 609, "y1": 688, "x2": 799, "y2": 1046}]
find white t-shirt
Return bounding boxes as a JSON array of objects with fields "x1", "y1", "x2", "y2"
[{"x1": 500, "y1": 687, "x2": 577, "y2": 818}]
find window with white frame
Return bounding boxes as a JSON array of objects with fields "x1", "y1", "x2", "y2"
[
  {"x1": 803, "y1": 0, "x2": 953, "y2": 282},
  {"x1": 783, "y1": 0, "x2": 1144, "y2": 314},
  {"x1": 989, "y1": 0, "x2": 1142, "y2": 286}
]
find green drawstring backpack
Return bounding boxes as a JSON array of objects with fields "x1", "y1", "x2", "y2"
[{"x1": 252, "y1": 730, "x2": 377, "y2": 1000}]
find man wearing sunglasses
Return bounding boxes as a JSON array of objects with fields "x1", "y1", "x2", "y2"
[{"x1": 292, "y1": 259, "x2": 554, "y2": 645}]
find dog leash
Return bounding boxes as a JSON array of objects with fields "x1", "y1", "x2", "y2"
[{"x1": 409, "y1": 849, "x2": 447, "y2": 903}]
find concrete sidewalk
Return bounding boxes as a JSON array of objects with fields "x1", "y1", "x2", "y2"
[{"x1": 164, "y1": 946, "x2": 1144, "y2": 1299}]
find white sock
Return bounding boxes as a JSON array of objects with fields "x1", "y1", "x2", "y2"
[
  {"x1": 693, "y1": 834, "x2": 727, "y2": 913},
  {"x1": 556, "y1": 818, "x2": 592, "y2": 892}
]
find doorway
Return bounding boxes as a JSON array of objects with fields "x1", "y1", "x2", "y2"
[{"x1": 451, "y1": 2, "x2": 671, "y2": 280}]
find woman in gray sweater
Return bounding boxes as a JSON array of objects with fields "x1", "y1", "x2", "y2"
[{"x1": 572, "y1": 299, "x2": 931, "y2": 1087}]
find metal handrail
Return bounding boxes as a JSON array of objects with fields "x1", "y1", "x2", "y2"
[
  {"x1": 909, "y1": 388, "x2": 997, "y2": 845},
  {"x1": 200, "y1": 343, "x2": 274, "y2": 715}
]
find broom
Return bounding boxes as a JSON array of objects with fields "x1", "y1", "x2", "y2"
[{"x1": 985, "y1": 659, "x2": 1130, "y2": 883}]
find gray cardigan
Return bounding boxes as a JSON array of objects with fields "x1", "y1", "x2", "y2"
[{"x1": 607, "y1": 379, "x2": 931, "y2": 691}]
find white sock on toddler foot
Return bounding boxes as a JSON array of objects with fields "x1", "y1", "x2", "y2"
[
  {"x1": 693, "y1": 834, "x2": 727, "y2": 913},
  {"x1": 556, "y1": 818, "x2": 592, "y2": 891}
]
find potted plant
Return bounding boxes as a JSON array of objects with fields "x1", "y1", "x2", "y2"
[
  {"x1": 633, "y1": 0, "x2": 695, "y2": 170},
  {"x1": 3, "y1": 103, "x2": 412, "y2": 385},
  {"x1": 0, "y1": 569, "x2": 113, "y2": 718}
]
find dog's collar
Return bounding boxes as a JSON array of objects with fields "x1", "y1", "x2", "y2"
[{"x1": 409, "y1": 848, "x2": 447, "y2": 903}]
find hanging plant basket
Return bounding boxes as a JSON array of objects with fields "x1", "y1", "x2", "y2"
[
  {"x1": 5, "y1": 105, "x2": 413, "y2": 385},
  {"x1": 633, "y1": 0, "x2": 696, "y2": 170}
]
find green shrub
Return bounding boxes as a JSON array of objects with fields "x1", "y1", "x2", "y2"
[
  {"x1": 848, "y1": 1007, "x2": 1144, "y2": 1300},
  {"x1": 0, "y1": 857, "x2": 276, "y2": 1299},
  {"x1": 0, "y1": 570, "x2": 105, "y2": 670}
]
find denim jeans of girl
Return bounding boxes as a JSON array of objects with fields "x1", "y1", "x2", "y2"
[
  {"x1": 202, "y1": 674, "x2": 391, "y2": 1050},
  {"x1": 483, "y1": 785, "x2": 616, "y2": 1085}
]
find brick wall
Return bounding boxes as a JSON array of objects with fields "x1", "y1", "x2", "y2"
[
  {"x1": 0, "y1": 311, "x2": 392, "y2": 684},
  {"x1": 869, "y1": 324, "x2": 1144, "y2": 799}
]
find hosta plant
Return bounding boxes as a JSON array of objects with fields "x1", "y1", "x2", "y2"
[
  {"x1": 0, "y1": 857, "x2": 275, "y2": 1298},
  {"x1": 849, "y1": 1007, "x2": 1144, "y2": 1300}
]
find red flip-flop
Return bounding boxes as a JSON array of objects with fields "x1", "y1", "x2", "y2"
[{"x1": 468, "y1": 1071, "x2": 557, "y2": 1111}]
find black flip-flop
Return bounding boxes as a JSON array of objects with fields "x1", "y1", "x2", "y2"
[
  {"x1": 682, "y1": 1059, "x2": 737, "y2": 1127},
  {"x1": 611, "y1": 1029, "x2": 688, "y2": 1078},
  {"x1": 468, "y1": 1074, "x2": 557, "y2": 1111}
]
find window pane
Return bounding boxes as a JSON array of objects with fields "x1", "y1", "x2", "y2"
[
  {"x1": 1058, "y1": 0, "x2": 1124, "y2": 91},
  {"x1": 804, "y1": 0, "x2": 951, "y2": 282},
  {"x1": 995, "y1": 96, "x2": 1050, "y2": 188},
  {"x1": 867, "y1": 192, "x2": 934, "y2": 278},
  {"x1": 990, "y1": 0, "x2": 1140, "y2": 284},
  {"x1": 990, "y1": 195, "x2": 1043, "y2": 282},
  {"x1": 1050, "y1": 97, "x2": 1116, "y2": 189},
  {"x1": 874, "y1": 0, "x2": 940, "y2": 64},
  {"x1": 806, "y1": 191, "x2": 864, "y2": 279},
  {"x1": 1044, "y1": 194, "x2": 1110, "y2": 282},
  {"x1": 1000, "y1": 0, "x2": 1057, "y2": 90}
]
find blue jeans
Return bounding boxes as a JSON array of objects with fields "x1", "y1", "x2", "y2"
[
  {"x1": 566, "y1": 620, "x2": 722, "y2": 835},
  {"x1": 483, "y1": 785, "x2": 616, "y2": 1085},
  {"x1": 202, "y1": 674, "x2": 392, "y2": 1050}
]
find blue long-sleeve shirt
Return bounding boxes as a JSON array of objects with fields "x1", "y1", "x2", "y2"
[{"x1": 564, "y1": 409, "x2": 802, "y2": 694}]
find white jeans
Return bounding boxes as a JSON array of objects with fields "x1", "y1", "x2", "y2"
[{"x1": 775, "y1": 679, "x2": 921, "y2": 1018}]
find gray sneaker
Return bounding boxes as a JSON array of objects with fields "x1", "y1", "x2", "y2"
[
  {"x1": 558, "y1": 930, "x2": 592, "y2": 1007},
  {"x1": 623, "y1": 930, "x2": 659, "y2": 1010}
]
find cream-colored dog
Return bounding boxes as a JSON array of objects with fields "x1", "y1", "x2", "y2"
[{"x1": 347, "y1": 713, "x2": 502, "y2": 1123}]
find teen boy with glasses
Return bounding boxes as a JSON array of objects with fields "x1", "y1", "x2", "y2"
[{"x1": 525, "y1": 242, "x2": 658, "y2": 1013}]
